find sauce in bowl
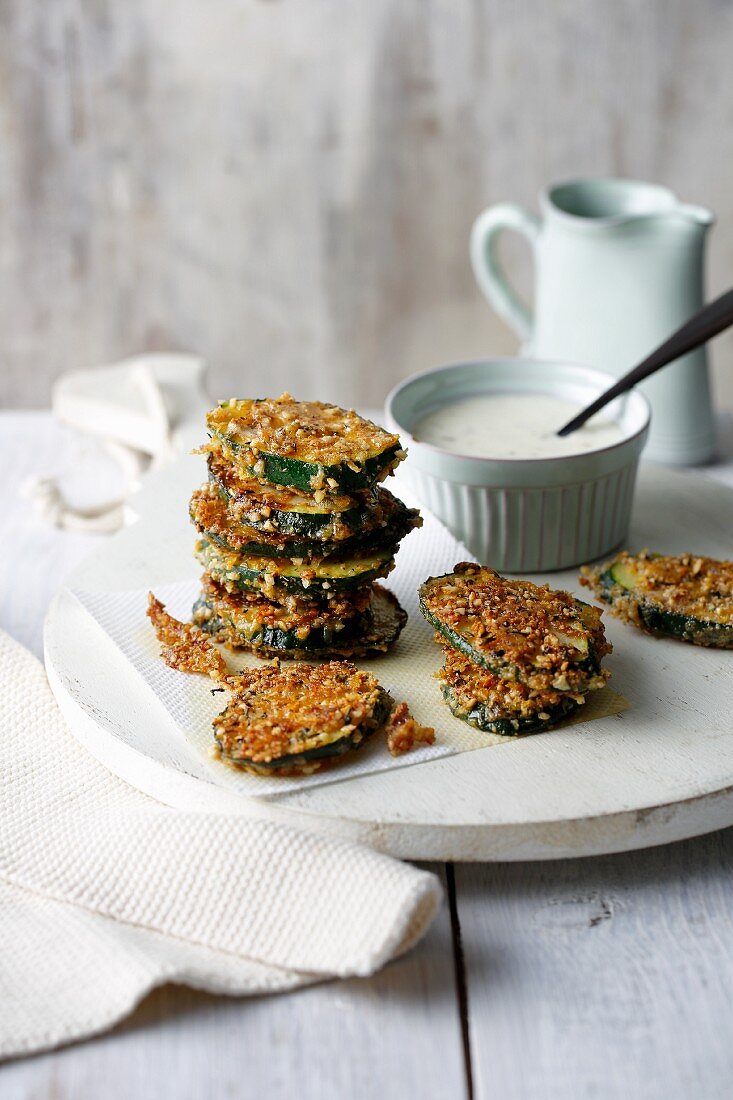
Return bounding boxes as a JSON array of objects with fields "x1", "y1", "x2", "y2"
[{"x1": 413, "y1": 393, "x2": 624, "y2": 459}]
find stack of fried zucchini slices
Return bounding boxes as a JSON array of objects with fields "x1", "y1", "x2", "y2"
[
  {"x1": 189, "y1": 393, "x2": 421, "y2": 660},
  {"x1": 419, "y1": 563, "x2": 612, "y2": 736}
]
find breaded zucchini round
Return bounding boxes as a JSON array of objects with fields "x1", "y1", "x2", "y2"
[
  {"x1": 581, "y1": 550, "x2": 733, "y2": 647},
  {"x1": 190, "y1": 482, "x2": 421, "y2": 562},
  {"x1": 439, "y1": 648, "x2": 583, "y2": 736},
  {"x1": 419, "y1": 563, "x2": 611, "y2": 691},
  {"x1": 207, "y1": 450, "x2": 379, "y2": 541},
  {"x1": 194, "y1": 584, "x2": 407, "y2": 659},
  {"x1": 196, "y1": 537, "x2": 395, "y2": 600},
  {"x1": 207, "y1": 393, "x2": 404, "y2": 493},
  {"x1": 191, "y1": 575, "x2": 370, "y2": 653},
  {"x1": 213, "y1": 661, "x2": 393, "y2": 775}
]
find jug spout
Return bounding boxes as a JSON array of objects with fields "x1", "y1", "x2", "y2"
[{"x1": 674, "y1": 202, "x2": 715, "y2": 228}]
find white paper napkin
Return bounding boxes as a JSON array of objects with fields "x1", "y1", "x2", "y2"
[{"x1": 0, "y1": 627, "x2": 442, "y2": 1060}]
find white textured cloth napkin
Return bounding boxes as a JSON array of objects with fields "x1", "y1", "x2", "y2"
[{"x1": 0, "y1": 628, "x2": 442, "y2": 1060}]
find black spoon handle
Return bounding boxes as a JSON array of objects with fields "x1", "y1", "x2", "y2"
[{"x1": 557, "y1": 287, "x2": 733, "y2": 437}]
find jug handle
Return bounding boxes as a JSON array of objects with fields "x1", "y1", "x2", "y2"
[{"x1": 470, "y1": 204, "x2": 540, "y2": 344}]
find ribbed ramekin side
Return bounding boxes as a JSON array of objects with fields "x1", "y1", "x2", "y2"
[{"x1": 404, "y1": 460, "x2": 640, "y2": 573}]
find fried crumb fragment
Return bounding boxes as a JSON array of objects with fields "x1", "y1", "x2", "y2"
[
  {"x1": 384, "y1": 701, "x2": 435, "y2": 757},
  {"x1": 146, "y1": 593, "x2": 230, "y2": 684}
]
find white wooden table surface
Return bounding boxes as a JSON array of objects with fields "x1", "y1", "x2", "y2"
[{"x1": 2, "y1": 411, "x2": 733, "y2": 1100}]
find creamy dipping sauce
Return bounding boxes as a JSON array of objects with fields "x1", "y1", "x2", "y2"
[{"x1": 413, "y1": 393, "x2": 624, "y2": 459}]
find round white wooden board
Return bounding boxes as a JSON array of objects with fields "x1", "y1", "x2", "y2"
[{"x1": 44, "y1": 454, "x2": 733, "y2": 861}]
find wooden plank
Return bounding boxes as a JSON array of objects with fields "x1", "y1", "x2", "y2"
[
  {"x1": 1, "y1": 865, "x2": 467, "y2": 1100},
  {"x1": 455, "y1": 831, "x2": 733, "y2": 1100}
]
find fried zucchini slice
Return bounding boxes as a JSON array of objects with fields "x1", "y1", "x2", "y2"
[
  {"x1": 419, "y1": 563, "x2": 611, "y2": 691},
  {"x1": 191, "y1": 575, "x2": 370, "y2": 652},
  {"x1": 581, "y1": 550, "x2": 733, "y2": 647},
  {"x1": 197, "y1": 537, "x2": 395, "y2": 599},
  {"x1": 194, "y1": 584, "x2": 407, "y2": 659},
  {"x1": 213, "y1": 661, "x2": 393, "y2": 775},
  {"x1": 207, "y1": 394, "x2": 404, "y2": 492},
  {"x1": 442, "y1": 685, "x2": 579, "y2": 736},
  {"x1": 438, "y1": 648, "x2": 584, "y2": 736},
  {"x1": 190, "y1": 482, "x2": 421, "y2": 562},
  {"x1": 208, "y1": 450, "x2": 377, "y2": 541}
]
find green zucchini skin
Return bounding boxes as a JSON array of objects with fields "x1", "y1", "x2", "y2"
[
  {"x1": 215, "y1": 690, "x2": 393, "y2": 773},
  {"x1": 441, "y1": 685, "x2": 579, "y2": 736},
  {"x1": 192, "y1": 595, "x2": 368, "y2": 653},
  {"x1": 191, "y1": 495, "x2": 420, "y2": 563},
  {"x1": 193, "y1": 586, "x2": 407, "y2": 659},
  {"x1": 418, "y1": 587, "x2": 601, "y2": 682},
  {"x1": 200, "y1": 524, "x2": 397, "y2": 563},
  {"x1": 197, "y1": 538, "x2": 395, "y2": 599},
  {"x1": 600, "y1": 565, "x2": 733, "y2": 648},
  {"x1": 212, "y1": 429, "x2": 401, "y2": 493},
  {"x1": 209, "y1": 457, "x2": 377, "y2": 540}
]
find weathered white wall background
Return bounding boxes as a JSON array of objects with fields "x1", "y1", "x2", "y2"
[{"x1": 3, "y1": 0, "x2": 733, "y2": 409}]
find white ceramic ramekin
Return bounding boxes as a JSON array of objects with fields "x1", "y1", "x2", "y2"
[{"x1": 385, "y1": 359, "x2": 651, "y2": 573}]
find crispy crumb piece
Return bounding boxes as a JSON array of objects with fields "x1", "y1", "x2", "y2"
[
  {"x1": 147, "y1": 593, "x2": 231, "y2": 684},
  {"x1": 384, "y1": 701, "x2": 435, "y2": 756}
]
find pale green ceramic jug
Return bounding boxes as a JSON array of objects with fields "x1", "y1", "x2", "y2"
[{"x1": 470, "y1": 178, "x2": 716, "y2": 465}]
